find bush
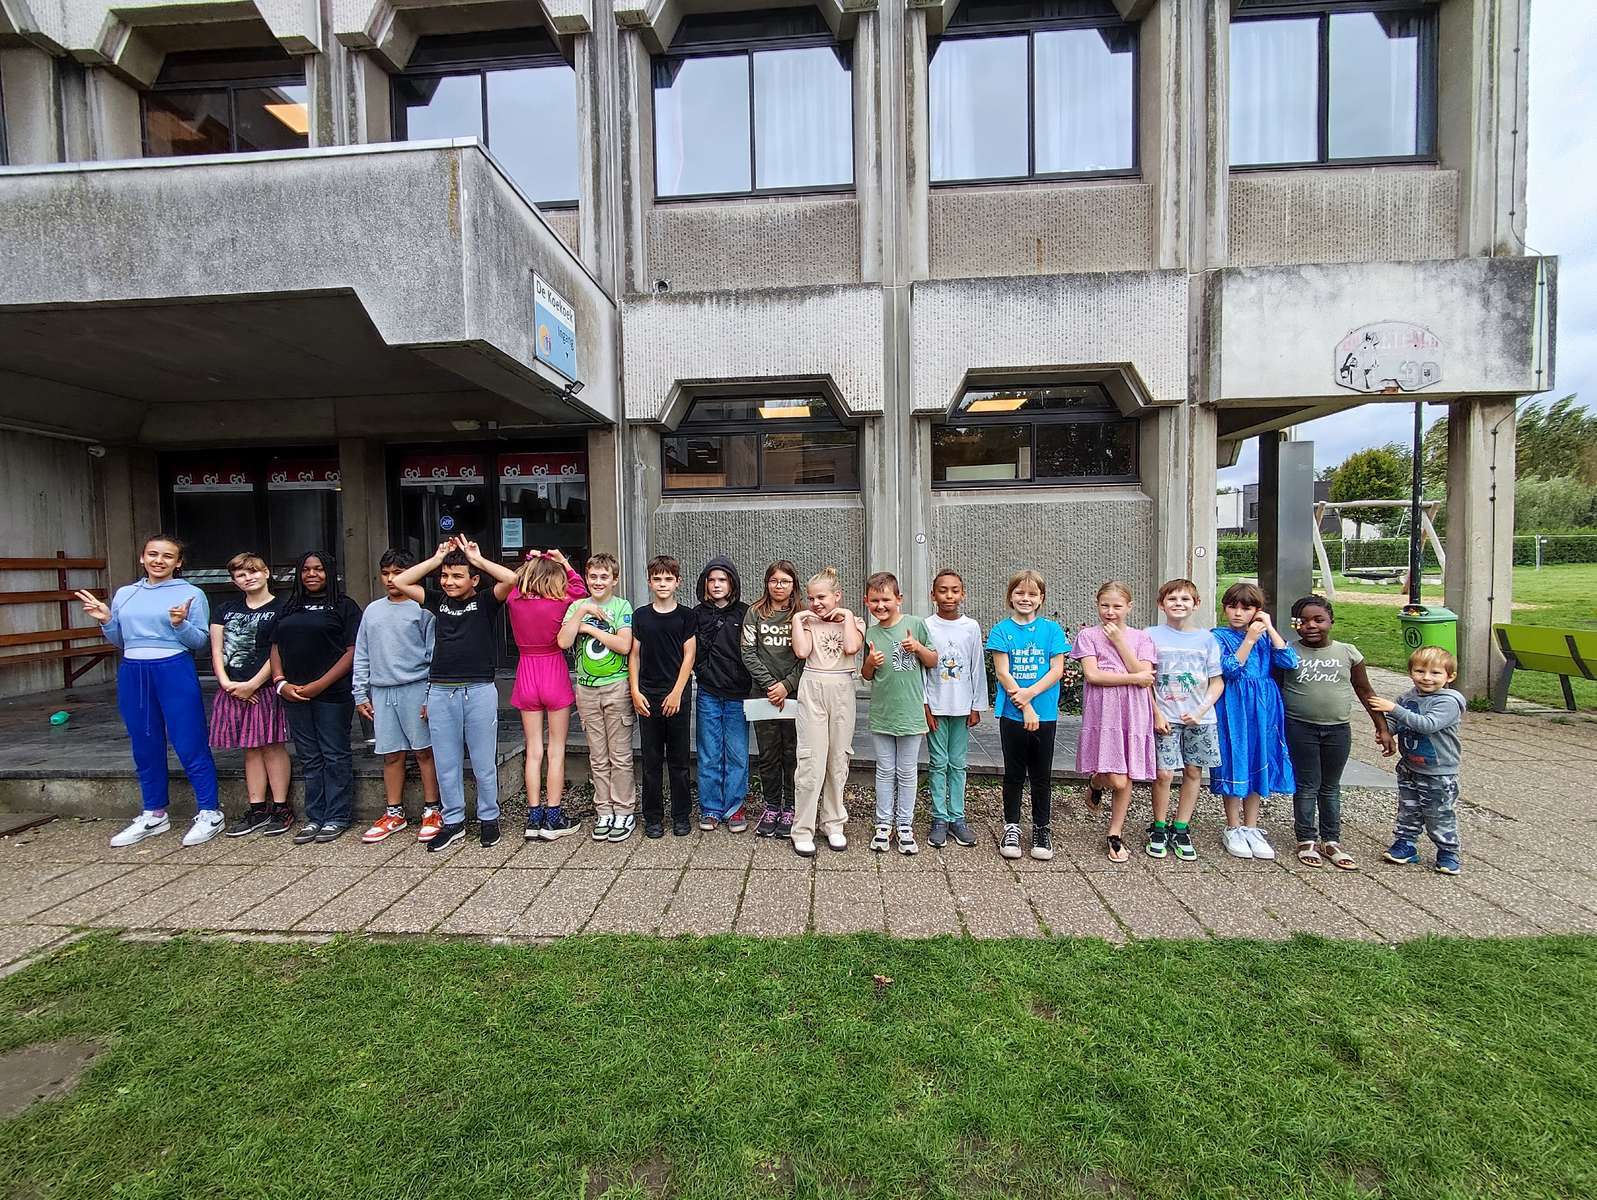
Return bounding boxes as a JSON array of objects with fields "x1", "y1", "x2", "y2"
[
  {"x1": 1215, "y1": 534, "x2": 1597, "y2": 576},
  {"x1": 1515, "y1": 476, "x2": 1597, "y2": 533}
]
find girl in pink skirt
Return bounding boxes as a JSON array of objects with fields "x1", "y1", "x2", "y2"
[
  {"x1": 507, "y1": 549, "x2": 587, "y2": 834},
  {"x1": 1070, "y1": 580, "x2": 1158, "y2": 863},
  {"x1": 209, "y1": 551, "x2": 294, "y2": 836}
]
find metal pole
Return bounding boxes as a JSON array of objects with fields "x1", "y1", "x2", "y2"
[{"x1": 1408, "y1": 401, "x2": 1423, "y2": 606}]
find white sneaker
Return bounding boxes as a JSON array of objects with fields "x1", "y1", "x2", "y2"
[
  {"x1": 181, "y1": 810, "x2": 225, "y2": 847},
  {"x1": 110, "y1": 811, "x2": 170, "y2": 848},
  {"x1": 607, "y1": 814, "x2": 636, "y2": 843},
  {"x1": 591, "y1": 813, "x2": 615, "y2": 841},
  {"x1": 999, "y1": 823, "x2": 1023, "y2": 860},
  {"x1": 870, "y1": 824, "x2": 891, "y2": 853},
  {"x1": 792, "y1": 835, "x2": 817, "y2": 857},
  {"x1": 1243, "y1": 826, "x2": 1276, "y2": 860},
  {"x1": 1222, "y1": 826, "x2": 1254, "y2": 859},
  {"x1": 826, "y1": 831, "x2": 848, "y2": 852},
  {"x1": 896, "y1": 826, "x2": 919, "y2": 856}
]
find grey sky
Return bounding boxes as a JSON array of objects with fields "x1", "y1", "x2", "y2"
[{"x1": 1219, "y1": 0, "x2": 1591, "y2": 487}]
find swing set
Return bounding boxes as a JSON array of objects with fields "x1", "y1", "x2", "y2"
[{"x1": 1309, "y1": 499, "x2": 1446, "y2": 600}]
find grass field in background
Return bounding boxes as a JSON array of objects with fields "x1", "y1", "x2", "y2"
[
  {"x1": 2, "y1": 933, "x2": 1595, "y2": 1199},
  {"x1": 1219, "y1": 564, "x2": 1597, "y2": 711}
]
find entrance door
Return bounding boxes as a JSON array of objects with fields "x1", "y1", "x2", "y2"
[
  {"x1": 496, "y1": 450, "x2": 589, "y2": 571},
  {"x1": 395, "y1": 453, "x2": 495, "y2": 563}
]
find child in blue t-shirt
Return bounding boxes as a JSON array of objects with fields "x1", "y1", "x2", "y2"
[{"x1": 985, "y1": 569, "x2": 1070, "y2": 862}]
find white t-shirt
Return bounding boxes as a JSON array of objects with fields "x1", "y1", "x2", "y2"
[
  {"x1": 922, "y1": 614, "x2": 990, "y2": 716},
  {"x1": 1146, "y1": 623, "x2": 1223, "y2": 726}
]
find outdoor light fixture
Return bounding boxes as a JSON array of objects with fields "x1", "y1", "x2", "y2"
[
  {"x1": 757, "y1": 402, "x2": 812, "y2": 419},
  {"x1": 964, "y1": 396, "x2": 1028, "y2": 414}
]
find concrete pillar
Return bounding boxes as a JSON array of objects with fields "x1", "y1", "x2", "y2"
[
  {"x1": 577, "y1": 20, "x2": 622, "y2": 290},
  {"x1": 1256, "y1": 433, "x2": 1315, "y2": 613},
  {"x1": 349, "y1": 51, "x2": 393, "y2": 144},
  {"x1": 616, "y1": 30, "x2": 653, "y2": 296},
  {"x1": 854, "y1": 12, "x2": 883, "y2": 283},
  {"x1": 0, "y1": 47, "x2": 62, "y2": 164},
  {"x1": 86, "y1": 69, "x2": 141, "y2": 160},
  {"x1": 1144, "y1": 402, "x2": 1219, "y2": 605},
  {"x1": 623, "y1": 426, "x2": 662, "y2": 602},
  {"x1": 1444, "y1": 397, "x2": 1516, "y2": 699},
  {"x1": 98, "y1": 447, "x2": 160, "y2": 586},
  {"x1": 585, "y1": 427, "x2": 623, "y2": 561},
  {"x1": 337, "y1": 438, "x2": 388, "y2": 606}
]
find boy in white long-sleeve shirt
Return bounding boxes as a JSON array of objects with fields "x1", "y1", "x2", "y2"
[{"x1": 922, "y1": 570, "x2": 988, "y2": 849}]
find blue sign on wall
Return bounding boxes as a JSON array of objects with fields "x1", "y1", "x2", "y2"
[{"x1": 533, "y1": 274, "x2": 578, "y2": 382}]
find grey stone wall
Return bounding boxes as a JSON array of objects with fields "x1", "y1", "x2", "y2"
[
  {"x1": 928, "y1": 183, "x2": 1155, "y2": 280},
  {"x1": 927, "y1": 487, "x2": 1155, "y2": 639},
  {"x1": 648, "y1": 494, "x2": 867, "y2": 604},
  {"x1": 646, "y1": 196, "x2": 861, "y2": 293},
  {"x1": 543, "y1": 208, "x2": 580, "y2": 255},
  {"x1": 1229, "y1": 170, "x2": 1459, "y2": 267}
]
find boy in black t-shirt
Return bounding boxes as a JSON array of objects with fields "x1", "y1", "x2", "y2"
[
  {"x1": 628, "y1": 555, "x2": 698, "y2": 837},
  {"x1": 393, "y1": 538, "x2": 517, "y2": 851}
]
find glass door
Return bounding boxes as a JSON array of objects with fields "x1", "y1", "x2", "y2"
[{"x1": 395, "y1": 452, "x2": 496, "y2": 563}]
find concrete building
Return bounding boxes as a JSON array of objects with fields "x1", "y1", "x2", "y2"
[{"x1": 0, "y1": 0, "x2": 1554, "y2": 701}]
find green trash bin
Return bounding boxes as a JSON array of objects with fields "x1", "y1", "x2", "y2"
[{"x1": 1397, "y1": 604, "x2": 1458, "y2": 658}]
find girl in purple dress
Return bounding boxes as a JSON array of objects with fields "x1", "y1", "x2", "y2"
[{"x1": 1071, "y1": 581, "x2": 1158, "y2": 863}]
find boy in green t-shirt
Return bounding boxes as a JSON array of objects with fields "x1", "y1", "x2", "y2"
[
  {"x1": 557, "y1": 553, "x2": 636, "y2": 840},
  {"x1": 862, "y1": 571, "x2": 938, "y2": 855}
]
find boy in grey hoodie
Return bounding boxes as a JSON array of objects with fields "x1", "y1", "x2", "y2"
[{"x1": 1369, "y1": 645, "x2": 1467, "y2": 874}]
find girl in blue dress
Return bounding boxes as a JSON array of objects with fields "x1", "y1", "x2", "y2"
[{"x1": 1212, "y1": 581, "x2": 1297, "y2": 861}]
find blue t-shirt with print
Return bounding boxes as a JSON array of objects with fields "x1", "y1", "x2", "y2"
[{"x1": 985, "y1": 616, "x2": 1070, "y2": 722}]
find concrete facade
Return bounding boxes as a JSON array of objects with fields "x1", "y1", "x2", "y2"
[{"x1": 0, "y1": 0, "x2": 1555, "y2": 698}]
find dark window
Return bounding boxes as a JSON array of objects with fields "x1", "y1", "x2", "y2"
[
  {"x1": 393, "y1": 29, "x2": 578, "y2": 206},
  {"x1": 929, "y1": 0, "x2": 1136, "y2": 184},
  {"x1": 1230, "y1": 2, "x2": 1437, "y2": 167},
  {"x1": 653, "y1": 8, "x2": 854, "y2": 198},
  {"x1": 142, "y1": 49, "x2": 308, "y2": 158},
  {"x1": 931, "y1": 382, "x2": 1137, "y2": 486},
  {"x1": 663, "y1": 396, "x2": 859, "y2": 492}
]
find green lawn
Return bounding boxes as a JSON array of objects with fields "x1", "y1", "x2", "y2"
[
  {"x1": 3, "y1": 933, "x2": 1595, "y2": 1199},
  {"x1": 1220, "y1": 563, "x2": 1597, "y2": 711}
]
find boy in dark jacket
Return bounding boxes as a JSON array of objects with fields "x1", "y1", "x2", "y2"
[{"x1": 694, "y1": 556, "x2": 753, "y2": 830}]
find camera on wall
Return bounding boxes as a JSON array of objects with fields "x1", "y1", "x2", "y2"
[{"x1": 87, "y1": 444, "x2": 107, "y2": 459}]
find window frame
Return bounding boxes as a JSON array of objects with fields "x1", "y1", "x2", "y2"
[
  {"x1": 927, "y1": 6, "x2": 1141, "y2": 189},
  {"x1": 391, "y1": 41, "x2": 579, "y2": 209},
  {"x1": 140, "y1": 62, "x2": 308, "y2": 159},
  {"x1": 931, "y1": 383, "x2": 1139, "y2": 489},
  {"x1": 651, "y1": 31, "x2": 856, "y2": 203},
  {"x1": 1228, "y1": 0, "x2": 1439, "y2": 171},
  {"x1": 661, "y1": 397, "x2": 861, "y2": 495}
]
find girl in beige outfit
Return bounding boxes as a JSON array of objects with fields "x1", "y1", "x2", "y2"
[{"x1": 789, "y1": 567, "x2": 866, "y2": 857}]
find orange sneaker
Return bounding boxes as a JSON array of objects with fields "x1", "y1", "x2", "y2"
[
  {"x1": 416, "y1": 808, "x2": 444, "y2": 843},
  {"x1": 361, "y1": 812, "x2": 408, "y2": 844}
]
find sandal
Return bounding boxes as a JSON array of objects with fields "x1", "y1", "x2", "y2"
[
  {"x1": 1106, "y1": 834, "x2": 1129, "y2": 864},
  {"x1": 1296, "y1": 840, "x2": 1323, "y2": 868},
  {"x1": 1320, "y1": 842, "x2": 1359, "y2": 871},
  {"x1": 1084, "y1": 786, "x2": 1104, "y2": 816}
]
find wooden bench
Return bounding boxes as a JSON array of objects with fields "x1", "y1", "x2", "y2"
[
  {"x1": 0, "y1": 554, "x2": 115, "y2": 688},
  {"x1": 1491, "y1": 623, "x2": 1597, "y2": 712}
]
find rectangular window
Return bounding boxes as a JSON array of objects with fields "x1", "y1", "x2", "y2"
[
  {"x1": 142, "y1": 50, "x2": 308, "y2": 158},
  {"x1": 929, "y1": 0, "x2": 1136, "y2": 185},
  {"x1": 662, "y1": 395, "x2": 859, "y2": 492},
  {"x1": 393, "y1": 30, "x2": 579, "y2": 206},
  {"x1": 931, "y1": 382, "x2": 1138, "y2": 487},
  {"x1": 1230, "y1": 3, "x2": 1436, "y2": 167},
  {"x1": 653, "y1": 10, "x2": 854, "y2": 199}
]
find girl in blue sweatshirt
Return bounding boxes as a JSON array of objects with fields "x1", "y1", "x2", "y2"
[{"x1": 78, "y1": 534, "x2": 222, "y2": 848}]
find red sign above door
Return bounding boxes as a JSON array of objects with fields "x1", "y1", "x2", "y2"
[
  {"x1": 398, "y1": 454, "x2": 488, "y2": 487},
  {"x1": 267, "y1": 459, "x2": 340, "y2": 491},
  {"x1": 498, "y1": 452, "x2": 586, "y2": 484}
]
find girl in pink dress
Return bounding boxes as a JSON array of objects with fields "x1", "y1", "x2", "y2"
[
  {"x1": 1070, "y1": 580, "x2": 1158, "y2": 863},
  {"x1": 508, "y1": 549, "x2": 587, "y2": 833}
]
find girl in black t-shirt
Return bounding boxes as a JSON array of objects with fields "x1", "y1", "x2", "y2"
[
  {"x1": 269, "y1": 549, "x2": 362, "y2": 844},
  {"x1": 209, "y1": 551, "x2": 293, "y2": 837}
]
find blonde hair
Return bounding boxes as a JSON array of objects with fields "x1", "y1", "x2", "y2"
[
  {"x1": 1097, "y1": 579, "x2": 1133, "y2": 604},
  {"x1": 1408, "y1": 646, "x2": 1457, "y2": 677},
  {"x1": 226, "y1": 552, "x2": 268, "y2": 576},
  {"x1": 514, "y1": 554, "x2": 570, "y2": 600},
  {"x1": 1006, "y1": 569, "x2": 1046, "y2": 605},
  {"x1": 808, "y1": 566, "x2": 842, "y2": 595}
]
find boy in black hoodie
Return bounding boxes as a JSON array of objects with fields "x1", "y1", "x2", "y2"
[{"x1": 694, "y1": 556, "x2": 754, "y2": 831}]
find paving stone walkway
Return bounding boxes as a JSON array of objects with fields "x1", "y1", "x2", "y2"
[{"x1": 2, "y1": 702, "x2": 1593, "y2": 966}]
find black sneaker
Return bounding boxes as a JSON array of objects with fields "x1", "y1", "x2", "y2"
[
  {"x1": 755, "y1": 807, "x2": 781, "y2": 838},
  {"x1": 928, "y1": 819, "x2": 949, "y2": 849},
  {"x1": 523, "y1": 808, "x2": 545, "y2": 841},
  {"x1": 314, "y1": 822, "x2": 349, "y2": 843},
  {"x1": 224, "y1": 805, "x2": 271, "y2": 837},
  {"x1": 539, "y1": 809, "x2": 581, "y2": 841},
  {"x1": 949, "y1": 819, "x2": 977, "y2": 847},
  {"x1": 292, "y1": 821, "x2": 322, "y2": 845},
  {"x1": 427, "y1": 822, "x2": 466, "y2": 852},
  {"x1": 645, "y1": 820, "x2": 665, "y2": 839},
  {"x1": 480, "y1": 819, "x2": 501, "y2": 848},
  {"x1": 1171, "y1": 827, "x2": 1197, "y2": 861},
  {"x1": 776, "y1": 808, "x2": 795, "y2": 839},
  {"x1": 672, "y1": 817, "x2": 692, "y2": 837},
  {"x1": 1029, "y1": 826, "x2": 1054, "y2": 862},
  {"x1": 261, "y1": 806, "x2": 295, "y2": 837},
  {"x1": 999, "y1": 823, "x2": 1022, "y2": 860},
  {"x1": 1146, "y1": 823, "x2": 1170, "y2": 859}
]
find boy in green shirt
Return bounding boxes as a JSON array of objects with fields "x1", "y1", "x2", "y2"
[
  {"x1": 557, "y1": 553, "x2": 636, "y2": 840},
  {"x1": 862, "y1": 571, "x2": 938, "y2": 854}
]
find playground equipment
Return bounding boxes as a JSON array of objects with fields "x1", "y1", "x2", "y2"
[{"x1": 1309, "y1": 500, "x2": 1446, "y2": 600}]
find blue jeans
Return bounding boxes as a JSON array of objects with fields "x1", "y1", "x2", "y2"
[
  {"x1": 117, "y1": 655, "x2": 219, "y2": 813},
  {"x1": 695, "y1": 690, "x2": 750, "y2": 819},
  {"x1": 872, "y1": 732, "x2": 923, "y2": 828},
  {"x1": 427, "y1": 682, "x2": 499, "y2": 825},
  {"x1": 285, "y1": 698, "x2": 355, "y2": 826}
]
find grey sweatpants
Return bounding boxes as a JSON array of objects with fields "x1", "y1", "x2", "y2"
[{"x1": 872, "y1": 732, "x2": 923, "y2": 828}]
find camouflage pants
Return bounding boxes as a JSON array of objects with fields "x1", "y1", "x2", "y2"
[{"x1": 1394, "y1": 764, "x2": 1461, "y2": 852}]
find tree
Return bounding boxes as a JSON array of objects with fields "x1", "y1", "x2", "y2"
[
  {"x1": 1328, "y1": 444, "x2": 1411, "y2": 539},
  {"x1": 1516, "y1": 395, "x2": 1597, "y2": 485}
]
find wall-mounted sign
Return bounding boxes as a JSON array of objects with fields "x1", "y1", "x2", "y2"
[
  {"x1": 266, "y1": 459, "x2": 340, "y2": 491},
  {"x1": 498, "y1": 452, "x2": 586, "y2": 484},
  {"x1": 1334, "y1": 321, "x2": 1443, "y2": 394},
  {"x1": 172, "y1": 462, "x2": 253, "y2": 494},
  {"x1": 398, "y1": 454, "x2": 485, "y2": 487},
  {"x1": 533, "y1": 274, "x2": 578, "y2": 382}
]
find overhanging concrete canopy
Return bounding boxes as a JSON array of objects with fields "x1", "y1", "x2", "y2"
[
  {"x1": 335, "y1": 0, "x2": 582, "y2": 69},
  {"x1": 614, "y1": 0, "x2": 871, "y2": 53},
  {"x1": 0, "y1": 141, "x2": 618, "y2": 437}
]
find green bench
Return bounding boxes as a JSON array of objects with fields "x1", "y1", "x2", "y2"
[{"x1": 1491, "y1": 624, "x2": 1597, "y2": 712}]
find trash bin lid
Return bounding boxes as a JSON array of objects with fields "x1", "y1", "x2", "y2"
[{"x1": 1399, "y1": 605, "x2": 1457, "y2": 621}]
